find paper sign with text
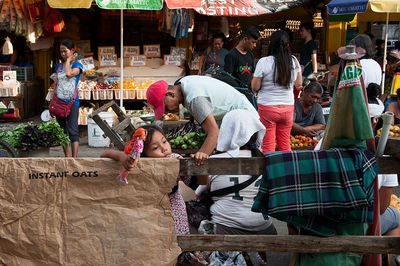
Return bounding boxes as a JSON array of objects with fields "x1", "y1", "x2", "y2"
[
  {"x1": 99, "y1": 54, "x2": 117, "y2": 67},
  {"x1": 170, "y1": 47, "x2": 186, "y2": 61},
  {"x1": 3, "y1": 71, "x2": 17, "y2": 85},
  {"x1": 144, "y1": 44, "x2": 161, "y2": 58},
  {"x1": 124, "y1": 46, "x2": 140, "y2": 57},
  {"x1": 78, "y1": 57, "x2": 95, "y2": 71},
  {"x1": 129, "y1": 55, "x2": 147, "y2": 66},
  {"x1": 164, "y1": 55, "x2": 181, "y2": 66},
  {"x1": 98, "y1": 46, "x2": 115, "y2": 55}
]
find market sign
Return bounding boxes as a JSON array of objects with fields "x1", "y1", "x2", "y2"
[
  {"x1": 195, "y1": 0, "x2": 309, "y2": 16},
  {"x1": 129, "y1": 55, "x2": 147, "y2": 66},
  {"x1": 98, "y1": 46, "x2": 115, "y2": 55},
  {"x1": 144, "y1": 44, "x2": 161, "y2": 58},
  {"x1": 79, "y1": 57, "x2": 95, "y2": 71},
  {"x1": 96, "y1": 0, "x2": 163, "y2": 10},
  {"x1": 124, "y1": 46, "x2": 140, "y2": 57},
  {"x1": 99, "y1": 54, "x2": 117, "y2": 67},
  {"x1": 48, "y1": 0, "x2": 92, "y2": 8},
  {"x1": 165, "y1": 0, "x2": 202, "y2": 9},
  {"x1": 164, "y1": 55, "x2": 181, "y2": 66}
]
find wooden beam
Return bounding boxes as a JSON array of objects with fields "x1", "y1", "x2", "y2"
[
  {"x1": 177, "y1": 235, "x2": 400, "y2": 254},
  {"x1": 179, "y1": 157, "x2": 400, "y2": 175},
  {"x1": 89, "y1": 100, "x2": 115, "y2": 118}
]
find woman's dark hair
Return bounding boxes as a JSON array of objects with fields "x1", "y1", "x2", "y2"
[
  {"x1": 268, "y1": 30, "x2": 293, "y2": 87},
  {"x1": 350, "y1": 34, "x2": 374, "y2": 59},
  {"x1": 366, "y1": 83, "x2": 381, "y2": 104},
  {"x1": 242, "y1": 133, "x2": 263, "y2": 157},
  {"x1": 140, "y1": 125, "x2": 166, "y2": 157},
  {"x1": 212, "y1": 32, "x2": 226, "y2": 43},
  {"x1": 299, "y1": 22, "x2": 316, "y2": 39},
  {"x1": 60, "y1": 39, "x2": 76, "y2": 51}
]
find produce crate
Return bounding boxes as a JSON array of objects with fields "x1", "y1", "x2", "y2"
[
  {"x1": 99, "y1": 90, "x2": 107, "y2": 100},
  {"x1": 127, "y1": 90, "x2": 136, "y2": 99},
  {"x1": 79, "y1": 89, "x2": 91, "y2": 100},
  {"x1": 136, "y1": 89, "x2": 147, "y2": 100},
  {"x1": 106, "y1": 90, "x2": 114, "y2": 100},
  {"x1": 114, "y1": 89, "x2": 129, "y2": 100},
  {"x1": 7, "y1": 86, "x2": 20, "y2": 97},
  {"x1": 92, "y1": 90, "x2": 100, "y2": 100},
  {"x1": 0, "y1": 87, "x2": 8, "y2": 97},
  {"x1": 12, "y1": 66, "x2": 34, "y2": 81}
]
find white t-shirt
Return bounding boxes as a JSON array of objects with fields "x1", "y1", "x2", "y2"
[
  {"x1": 253, "y1": 55, "x2": 301, "y2": 106},
  {"x1": 378, "y1": 174, "x2": 398, "y2": 190},
  {"x1": 368, "y1": 98, "x2": 384, "y2": 118},
  {"x1": 360, "y1": 59, "x2": 382, "y2": 88},
  {"x1": 195, "y1": 150, "x2": 272, "y2": 231}
]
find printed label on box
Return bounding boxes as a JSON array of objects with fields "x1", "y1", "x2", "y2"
[
  {"x1": 170, "y1": 47, "x2": 186, "y2": 61},
  {"x1": 144, "y1": 44, "x2": 161, "y2": 58},
  {"x1": 129, "y1": 55, "x2": 147, "y2": 66},
  {"x1": 3, "y1": 71, "x2": 17, "y2": 85},
  {"x1": 78, "y1": 57, "x2": 95, "y2": 71},
  {"x1": 124, "y1": 46, "x2": 140, "y2": 57},
  {"x1": 99, "y1": 54, "x2": 117, "y2": 67},
  {"x1": 164, "y1": 55, "x2": 181, "y2": 66},
  {"x1": 98, "y1": 46, "x2": 115, "y2": 55}
]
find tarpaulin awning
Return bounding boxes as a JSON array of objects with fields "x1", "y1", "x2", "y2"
[
  {"x1": 96, "y1": 0, "x2": 163, "y2": 10},
  {"x1": 195, "y1": 0, "x2": 313, "y2": 17},
  {"x1": 327, "y1": 0, "x2": 400, "y2": 16},
  {"x1": 48, "y1": 0, "x2": 93, "y2": 8},
  {"x1": 166, "y1": 0, "x2": 201, "y2": 9}
]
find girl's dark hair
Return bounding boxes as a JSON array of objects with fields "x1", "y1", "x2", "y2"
[
  {"x1": 366, "y1": 83, "x2": 381, "y2": 104},
  {"x1": 350, "y1": 34, "x2": 374, "y2": 59},
  {"x1": 299, "y1": 22, "x2": 316, "y2": 39},
  {"x1": 268, "y1": 30, "x2": 293, "y2": 87},
  {"x1": 60, "y1": 39, "x2": 76, "y2": 51},
  {"x1": 242, "y1": 133, "x2": 263, "y2": 157},
  {"x1": 140, "y1": 125, "x2": 166, "y2": 157},
  {"x1": 212, "y1": 32, "x2": 226, "y2": 43}
]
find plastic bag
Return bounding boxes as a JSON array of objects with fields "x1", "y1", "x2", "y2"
[
  {"x1": 209, "y1": 251, "x2": 246, "y2": 266},
  {"x1": 2, "y1": 36, "x2": 13, "y2": 55}
]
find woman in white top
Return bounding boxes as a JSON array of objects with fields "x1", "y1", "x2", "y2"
[
  {"x1": 252, "y1": 30, "x2": 302, "y2": 153},
  {"x1": 350, "y1": 34, "x2": 382, "y2": 88},
  {"x1": 366, "y1": 83, "x2": 384, "y2": 118}
]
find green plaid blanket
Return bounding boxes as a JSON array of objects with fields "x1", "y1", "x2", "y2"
[{"x1": 251, "y1": 148, "x2": 379, "y2": 236}]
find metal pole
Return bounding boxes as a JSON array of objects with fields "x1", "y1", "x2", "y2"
[
  {"x1": 120, "y1": 9, "x2": 124, "y2": 107},
  {"x1": 381, "y1": 12, "x2": 389, "y2": 94}
]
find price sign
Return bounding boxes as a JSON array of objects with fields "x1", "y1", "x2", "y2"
[
  {"x1": 78, "y1": 57, "x2": 95, "y2": 71},
  {"x1": 99, "y1": 54, "x2": 117, "y2": 67},
  {"x1": 143, "y1": 44, "x2": 161, "y2": 58},
  {"x1": 129, "y1": 55, "x2": 147, "y2": 67},
  {"x1": 98, "y1": 46, "x2": 115, "y2": 55},
  {"x1": 170, "y1": 47, "x2": 186, "y2": 61},
  {"x1": 164, "y1": 55, "x2": 181, "y2": 66},
  {"x1": 123, "y1": 46, "x2": 140, "y2": 57},
  {"x1": 3, "y1": 71, "x2": 17, "y2": 85}
]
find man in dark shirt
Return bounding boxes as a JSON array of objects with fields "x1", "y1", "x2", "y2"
[
  {"x1": 299, "y1": 22, "x2": 318, "y2": 80},
  {"x1": 292, "y1": 82, "x2": 326, "y2": 137},
  {"x1": 224, "y1": 26, "x2": 260, "y2": 88}
]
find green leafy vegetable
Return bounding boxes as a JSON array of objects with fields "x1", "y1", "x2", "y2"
[{"x1": 38, "y1": 121, "x2": 70, "y2": 147}]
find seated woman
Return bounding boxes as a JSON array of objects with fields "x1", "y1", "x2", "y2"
[{"x1": 195, "y1": 109, "x2": 277, "y2": 235}]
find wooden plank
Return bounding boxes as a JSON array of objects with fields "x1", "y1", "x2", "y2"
[
  {"x1": 112, "y1": 117, "x2": 132, "y2": 134},
  {"x1": 91, "y1": 114, "x2": 125, "y2": 150},
  {"x1": 177, "y1": 235, "x2": 400, "y2": 254},
  {"x1": 384, "y1": 137, "x2": 400, "y2": 157},
  {"x1": 179, "y1": 157, "x2": 400, "y2": 175},
  {"x1": 89, "y1": 100, "x2": 115, "y2": 118}
]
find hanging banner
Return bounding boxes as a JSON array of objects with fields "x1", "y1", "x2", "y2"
[
  {"x1": 166, "y1": 0, "x2": 202, "y2": 9},
  {"x1": 48, "y1": 0, "x2": 93, "y2": 8},
  {"x1": 195, "y1": 0, "x2": 309, "y2": 16},
  {"x1": 96, "y1": 0, "x2": 163, "y2": 10}
]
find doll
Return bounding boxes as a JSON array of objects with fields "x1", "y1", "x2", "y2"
[{"x1": 117, "y1": 128, "x2": 147, "y2": 184}]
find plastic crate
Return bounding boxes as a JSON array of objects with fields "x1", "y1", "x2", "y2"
[
  {"x1": 8, "y1": 86, "x2": 20, "y2": 97},
  {"x1": 14, "y1": 66, "x2": 34, "y2": 81},
  {"x1": 106, "y1": 89, "x2": 114, "y2": 100},
  {"x1": 114, "y1": 89, "x2": 129, "y2": 100},
  {"x1": 136, "y1": 89, "x2": 147, "y2": 100},
  {"x1": 99, "y1": 90, "x2": 107, "y2": 100},
  {"x1": 127, "y1": 90, "x2": 135, "y2": 99},
  {"x1": 92, "y1": 90, "x2": 100, "y2": 100},
  {"x1": 0, "y1": 87, "x2": 8, "y2": 97}
]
